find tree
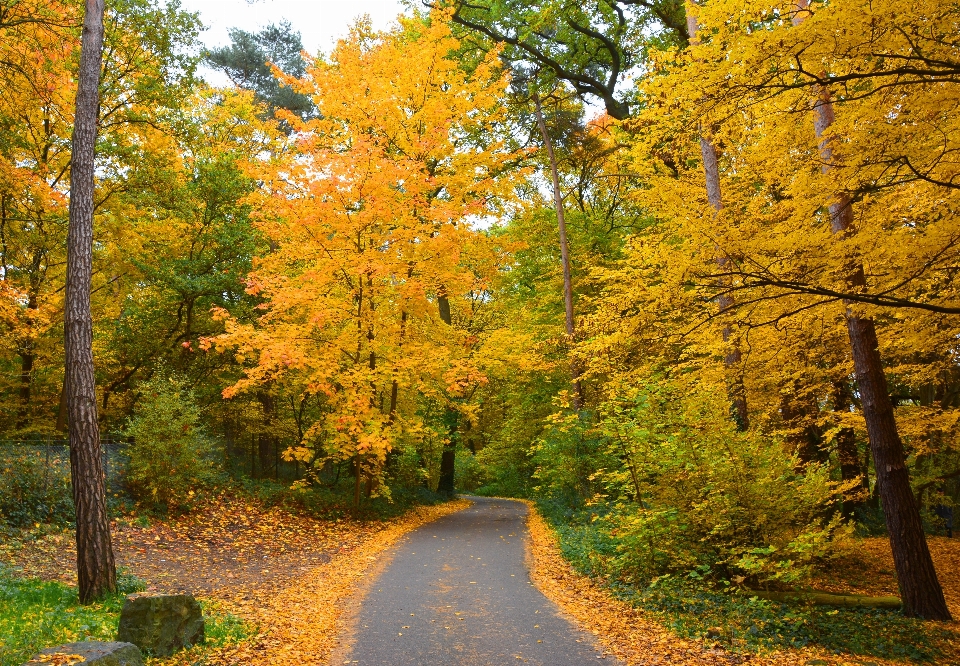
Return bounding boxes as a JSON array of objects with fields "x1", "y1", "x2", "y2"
[
  {"x1": 206, "y1": 21, "x2": 313, "y2": 123},
  {"x1": 531, "y1": 90, "x2": 584, "y2": 410},
  {"x1": 66, "y1": 0, "x2": 115, "y2": 604},
  {"x1": 208, "y1": 12, "x2": 522, "y2": 502},
  {"x1": 788, "y1": 0, "x2": 950, "y2": 623},
  {"x1": 598, "y1": 0, "x2": 958, "y2": 619},
  {"x1": 438, "y1": 0, "x2": 686, "y2": 119}
]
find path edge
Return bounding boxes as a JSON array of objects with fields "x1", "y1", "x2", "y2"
[{"x1": 326, "y1": 497, "x2": 473, "y2": 665}]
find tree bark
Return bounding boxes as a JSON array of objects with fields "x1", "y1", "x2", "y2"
[
  {"x1": 66, "y1": 0, "x2": 115, "y2": 604},
  {"x1": 436, "y1": 291, "x2": 457, "y2": 495},
  {"x1": 793, "y1": 0, "x2": 950, "y2": 621},
  {"x1": 256, "y1": 390, "x2": 276, "y2": 478},
  {"x1": 532, "y1": 92, "x2": 584, "y2": 410},
  {"x1": 686, "y1": 4, "x2": 749, "y2": 429},
  {"x1": 16, "y1": 348, "x2": 34, "y2": 430}
]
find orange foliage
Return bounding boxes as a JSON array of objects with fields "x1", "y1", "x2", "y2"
[{"x1": 207, "y1": 13, "x2": 524, "y2": 482}]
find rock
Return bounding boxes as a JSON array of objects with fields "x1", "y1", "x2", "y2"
[
  {"x1": 116, "y1": 593, "x2": 204, "y2": 657},
  {"x1": 27, "y1": 641, "x2": 143, "y2": 666}
]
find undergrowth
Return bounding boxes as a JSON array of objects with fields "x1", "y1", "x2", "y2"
[
  {"x1": 235, "y1": 478, "x2": 451, "y2": 521},
  {"x1": 0, "y1": 567, "x2": 250, "y2": 666},
  {"x1": 538, "y1": 500, "x2": 954, "y2": 663}
]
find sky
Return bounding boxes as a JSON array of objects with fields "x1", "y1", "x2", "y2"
[{"x1": 179, "y1": 0, "x2": 408, "y2": 82}]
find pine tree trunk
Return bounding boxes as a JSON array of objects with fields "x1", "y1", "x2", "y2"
[
  {"x1": 686, "y1": 3, "x2": 748, "y2": 429},
  {"x1": 66, "y1": 0, "x2": 115, "y2": 604},
  {"x1": 792, "y1": 0, "x2": 950, "y2": 621},
  {"x1": 532, "y1": 92, "x2": 584, "y2": 410}
]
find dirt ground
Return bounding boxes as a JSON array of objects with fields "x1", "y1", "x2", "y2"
[{"x1": 1, "y1": 496, "x2": 371, "y2": 599}]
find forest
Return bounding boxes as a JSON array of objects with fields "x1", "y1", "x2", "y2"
[{"x1": 1, "y1": 0, "x2": 959, "y2": 664}]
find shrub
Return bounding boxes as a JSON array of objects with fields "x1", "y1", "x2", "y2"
[
  {"x1": 534, "y1": 367, "x2": 852, "y2": 588},
  {"x1": 454, "y1": 446, "x2": 487, "y2": 492},
  {"x1": 0, "y1": 448, "x2": 74, "y2": 527},
  {"x1": 122, "y1": 374, "x2": 217, "y2": 511}
]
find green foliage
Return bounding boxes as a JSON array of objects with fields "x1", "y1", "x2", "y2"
[
  {"x1": 534, "y1": 370, "x2": 851, "y2": 587},
  {"x1": 238, "y1": 477, "x2": 450, "y2": 521},
  {"x1": 122, "y1": 374, "x2": 218, "y2": 511},
  {"x1": 206, "y1": 21, "x2": 314, "y2": 122},
  {"x1": 0, "y1": 566, "x2": 249, "y2": 666},
  {"x1": 0, "y1": 568, "x2": 124, "y2": 666},
  {"x1": 447, "y1": 0, "x2": 688, "y2": 119},
  {"x1": 0, "y1": 449, "x2": 74, "y2": 528},
  {"x1": 453, "y1": 446, "x2": 486, "y2": 492}
]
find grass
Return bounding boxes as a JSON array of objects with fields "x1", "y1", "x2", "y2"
[
  {"x1": 538, "y1": 501, "x2": 955, "y2": 663},
  {"x1": 0, "y1": 567, "x2": 251, "y2": 666}
]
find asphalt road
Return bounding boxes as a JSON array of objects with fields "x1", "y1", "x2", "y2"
[{"x1": 341, "y1": 496, "x2": 617, "y2": 665}]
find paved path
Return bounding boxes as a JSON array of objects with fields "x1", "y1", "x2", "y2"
[{"x1": 341, "y1": 496, "x2": 617, "y2": 665}]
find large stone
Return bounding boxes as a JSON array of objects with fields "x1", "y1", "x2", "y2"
[
  {"x1": 116, "y1": 593, "x2": 204, "y2": 657},
  {"x1": 27, "y1": 641, "x2": 143, "y2": 666}
]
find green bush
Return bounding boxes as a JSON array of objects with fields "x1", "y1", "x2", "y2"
[
  {"x1": 534, "y1": 369, "x2": 852, "y2": 587},
  {"x1": 0, "y1": 449, "x2": 74, "y2": 527},
  {"x1": 454, "y1": 446, "x2": 487, "y2": 492},
  {"x1": 122, "y1": 374, "x2": 217, "y2": 511}
]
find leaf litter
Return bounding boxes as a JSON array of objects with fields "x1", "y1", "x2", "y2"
[
  {"x1": 524, "y1": 503, "x2": 960, "y2": 666},
  {"x1": 2, "y1": 495, "x2": 470, "y2": 665}
]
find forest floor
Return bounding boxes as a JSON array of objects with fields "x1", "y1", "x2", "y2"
[
  {"x1": 2, "y1": 497, "x2": 959, "y2": 665},
  {"x1": 810, "y1": 537, "x2": 960, "y2": 621},
  {"x1": 526, "y1": 506, "x2": 960, "y2": 666},
  {"x1": 0, "y1": 494, "x2": 469, "y2": 665}
]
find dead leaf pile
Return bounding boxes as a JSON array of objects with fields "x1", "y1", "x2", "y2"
[{"x1": 811, "y1": 536, "x2": 960, "y2": 620}]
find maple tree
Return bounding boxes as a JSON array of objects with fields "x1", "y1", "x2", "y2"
[{"x1": 207, "y1": 12, "x2": 522, "y2": 506}]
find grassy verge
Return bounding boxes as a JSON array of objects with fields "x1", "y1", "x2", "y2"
[
  {"x1": 538, "y1": 501, "x2": 955, "y2": 663},
  {"x1": 0, "y1": 568, "x2": 251, "y2": 666}
]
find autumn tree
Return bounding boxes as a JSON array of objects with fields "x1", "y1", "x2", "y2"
[
  {"x1": 601, "y1": 0, "x2": 958, "y2": 618},
  {"x1": 208, "y1": 13, "x2": 522, "y2": 502},
  {"x1": 66, "y1": 0, "x2": 114, "y2": 603}
]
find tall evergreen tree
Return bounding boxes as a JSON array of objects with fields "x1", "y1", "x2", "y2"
[{"x1": 206, "y1": 21, "x2": 313, "y2": 122}]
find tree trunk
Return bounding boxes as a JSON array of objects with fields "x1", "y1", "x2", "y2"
[
  {"x1": 353, "y1": 455, "x2": 362, "y2": 510},
  {"x1": 686, "y1": 4, "x2": 749, "y2": 429},
  {"x1": 257, "y1": 390, "x2": 275, "y2": 477},
  {"x1": 16, "y1": 348, "x2": 34, "y2": 430},
  {"x1": 844, "y1": 316, "x2": 949, "y2": 619},
  {"x1": 66, "y1": 0, "x2": 115, "y2": 604},
  {"x1": 792, "y1": 0, "x2": 950, "y2": 621},
  {"x1": 436, "y1": 291, "x2": 457, "y2": 495},
  {"x1": 532, "y1": 92, "x2": 584, "y2": 410}
]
